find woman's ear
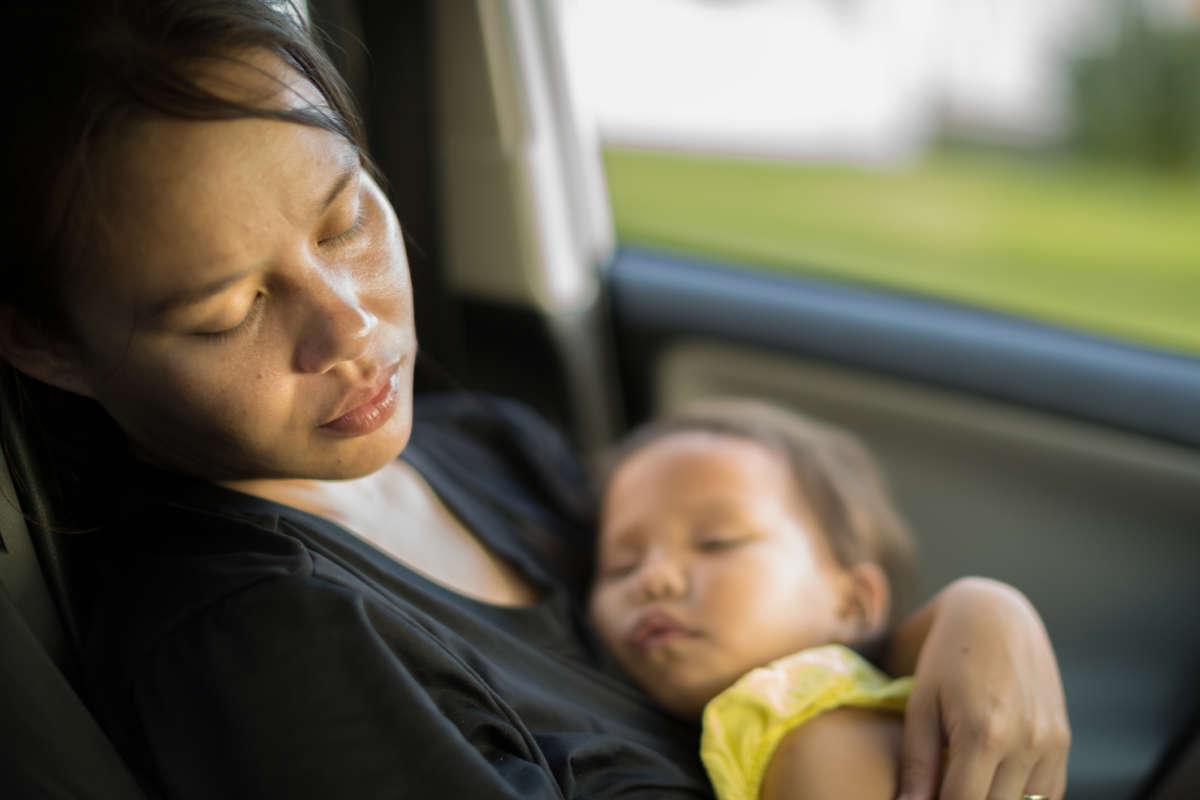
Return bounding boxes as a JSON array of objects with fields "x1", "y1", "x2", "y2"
[
  {"x1": 0, "y1": 307, "x2": 94, "y2": 397},
  {"x1": 834, "y1": 562, "x2": 891, "y2": 643}
]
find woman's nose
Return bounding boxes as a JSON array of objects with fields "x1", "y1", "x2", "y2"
[
  {"x1": 635, "y1": 551, "x2": 688, "y2": 602},
  {"x1": 294, "y1": 278, "x2": 379, "y2": 374}
]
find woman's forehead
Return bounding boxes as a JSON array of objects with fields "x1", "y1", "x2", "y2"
[
  {"x1": 92, "y1": 115, "x2": 352, "y2": 297},
  {"x1": 82, "y1": 56, "x2": 357, "y2": 311}
]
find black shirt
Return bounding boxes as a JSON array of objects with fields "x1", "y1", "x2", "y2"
[{"x1": 85, "y1": 395, "x2": 712, "y2": 799}]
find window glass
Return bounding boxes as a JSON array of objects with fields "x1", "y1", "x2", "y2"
[{"x1": 563, "y1": 0, "x2": 1200, "y2": 358}]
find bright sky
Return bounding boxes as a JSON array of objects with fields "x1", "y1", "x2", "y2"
[{"x1": 561, "y1": 0, "x2": 1111, "y2": 161}]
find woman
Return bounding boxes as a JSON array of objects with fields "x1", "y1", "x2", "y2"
[{"x1": 0, "y1": 2, "x2": 1068, "y2": 798}]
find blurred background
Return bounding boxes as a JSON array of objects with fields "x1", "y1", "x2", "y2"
[{"x1": 561, "y1": 0, "x2": 1200, "y2": 358}]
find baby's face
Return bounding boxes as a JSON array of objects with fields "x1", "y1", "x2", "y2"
[{"x1": 588, "y1": 432, "x2": 854, "y2": 720}]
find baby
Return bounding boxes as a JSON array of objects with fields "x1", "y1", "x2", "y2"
[{"x1": 588, "y1": 398, "x2": 919, "y2": 800}]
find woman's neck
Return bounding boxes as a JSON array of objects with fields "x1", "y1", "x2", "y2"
[
  {"x1": 220, "y1": 461, "x2": 423, "y2": 524},
  {"x1": 220, "y1": 462, "x2": 542, "y2": 607}
]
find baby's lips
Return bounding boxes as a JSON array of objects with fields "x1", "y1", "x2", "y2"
[{"x1": 629, "y1": 608, "x2": 696, "y2": 652}]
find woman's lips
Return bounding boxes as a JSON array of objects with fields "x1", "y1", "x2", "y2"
[{"x1": 319, "y1": 365, "x2": 402, "y2": 436}]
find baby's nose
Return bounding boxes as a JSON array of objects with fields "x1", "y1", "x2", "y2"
[{"x1": 636, "y1": 551, "x2": 688, "y2": 601}]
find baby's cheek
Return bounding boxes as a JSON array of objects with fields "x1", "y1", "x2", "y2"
[
  {"x1": 585, "y1": 590, "x2": 618, "y2": 646},
  {"x1": 704, "y1": 566, "x2": 802, "y2": 657}
]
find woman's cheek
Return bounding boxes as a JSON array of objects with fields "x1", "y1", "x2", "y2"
[{"x1": 151, "y1": 353, "x2": 271, "y2": 428}]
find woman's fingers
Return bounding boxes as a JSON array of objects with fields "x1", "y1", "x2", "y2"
[
  {"x1": 902, "y1": 722, "x2": 1069, "y2": 800},
  {"x1": 1018, "y1": 706, "x2": 1071, "y2": 800},
  {"x1": 895, "y1": 579, "x2": 1071, "y2": 800},
  {"x1": 937, "y1": 693, "x2": 1069, "y2": 800},
  {"x1": 983, "y1": 756, "x2": 1036, "y2": 800},
  {"x1": 897, "y1": 687, "x2": 944, "y2": 800},
  {"x1": 937, "y1": 737, "x2": 1000, "y2": 800},
  {"x1": 938, "y1": 704, "x2": 1024, "y2": 800},
  {"x1": 1023, "y1": 752, "x2": 1069, "y2": 800}
]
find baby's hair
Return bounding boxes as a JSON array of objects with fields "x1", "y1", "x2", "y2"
[{"x1": 602, "y1": 398, "x2": 918, "y2": 625}]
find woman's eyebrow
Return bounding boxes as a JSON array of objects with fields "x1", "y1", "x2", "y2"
[
  {"x1": 318, "y1": 147, "x2": 361, "y2": 214},
  {"x1": 148, "y1": 268, "x2": 256, "y2": 319}
]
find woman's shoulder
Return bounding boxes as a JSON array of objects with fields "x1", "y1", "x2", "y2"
[{"x1": 86, "y1": 492, "x2": 319, "y2": 671}]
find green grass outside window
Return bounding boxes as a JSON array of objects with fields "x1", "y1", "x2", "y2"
[{"x1": 603, "y1": 147, "x2": 1200, "y2": 358}]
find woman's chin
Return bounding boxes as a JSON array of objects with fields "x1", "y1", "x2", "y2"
[
  {"x1": 124, "y1": 397, "x2": 414, "y2": 482},
  {"x1": 315, "y1": 413, "x2": 413, "y2": 479}
]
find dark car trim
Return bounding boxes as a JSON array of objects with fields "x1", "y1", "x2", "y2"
[{"x1": 609, "y1": 246, "x2": 1200, "y2": 447}]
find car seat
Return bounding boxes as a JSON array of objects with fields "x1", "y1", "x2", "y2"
[{"x1": 0, "y1": 364, "x2": 147, "y2": 799}]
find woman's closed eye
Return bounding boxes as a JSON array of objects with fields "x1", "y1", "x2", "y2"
[
  {"x1": 195, "y1": 292, "x2": 266, "y2": 342},
  {"x1": 318, "y1": 206, "x2": 367, "y2": 248}
]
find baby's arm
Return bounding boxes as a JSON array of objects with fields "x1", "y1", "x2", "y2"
[{"x1": 760, "y1": 707, "x2": 903, "y2": 800}]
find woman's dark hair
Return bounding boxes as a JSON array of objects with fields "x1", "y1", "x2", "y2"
[
  {"x1": 0, "y1": 0, "x2": 368, "y2": 522},
  {"x1": 601, "y1": 398, "x2": 919, "y2": 625},
  {"x1": 5, "y1": 0, "x2": 365, "y2": 335}
]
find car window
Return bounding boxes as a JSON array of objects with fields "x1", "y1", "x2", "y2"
[{"x1": 563, "y1": 0, "x2": 1200, "y2": 358}]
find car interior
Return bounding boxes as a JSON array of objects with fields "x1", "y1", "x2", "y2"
[{"x1": 2, "y1": 2, "x2": 1198, "y2": 797}]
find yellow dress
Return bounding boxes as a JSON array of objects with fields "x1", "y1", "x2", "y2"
[{"x1": 700, "y1": 644, "x2": 912, "y2": 800}]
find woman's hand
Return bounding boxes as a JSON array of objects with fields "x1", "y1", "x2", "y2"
[{"x1": 887, "y1": 577, "x2": 1070, "y2": 800}]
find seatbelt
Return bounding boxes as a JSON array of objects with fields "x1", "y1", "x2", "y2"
[{"x1": 0, "y1": 366, "x2": 151, "y2": 797}]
